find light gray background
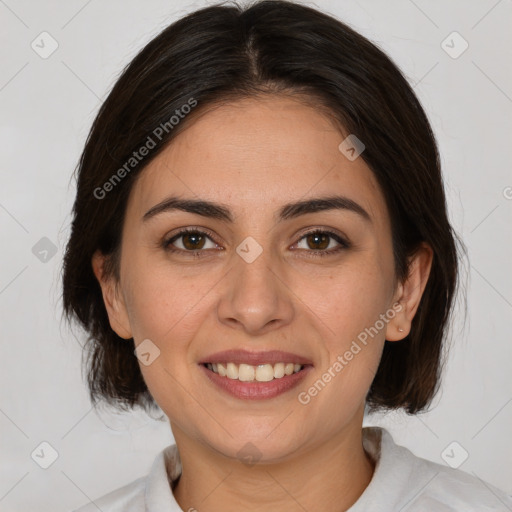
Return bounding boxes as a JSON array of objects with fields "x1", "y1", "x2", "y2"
[{"x1": 1, "y1": 0, "x2": 511, "y2": 510}]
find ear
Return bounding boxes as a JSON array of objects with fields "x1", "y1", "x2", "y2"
[
  {"x1": 91, "y1": 250, "x2": 133, "y2": 339},
  {"x1": 385, "y1": 242, "x2": 433, "y2": 341}
]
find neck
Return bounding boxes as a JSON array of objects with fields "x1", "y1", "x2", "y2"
[{"x1": 171, "y1": 413, "x2": 375, "y2": 511}]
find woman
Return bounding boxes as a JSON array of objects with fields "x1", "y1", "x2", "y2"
[{"x1": 63, "y1": 1, "x2": 511, "y2": 510}]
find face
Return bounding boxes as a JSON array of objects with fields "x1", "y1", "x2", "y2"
[{"x1": 94, "y1": 95, "x2": 429, "y2": 463}]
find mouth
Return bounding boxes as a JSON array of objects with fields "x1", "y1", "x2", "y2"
[
  {"x1": 201, "y1": 361, "x2": 307, "y2": 382},
  {"x1": 198, "y1": 350, "x2": 313, "y2": 400}
]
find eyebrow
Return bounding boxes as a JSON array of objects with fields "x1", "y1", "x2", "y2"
[{"x1": 142, "y1": 195, "x2": 372, "y2": 224}]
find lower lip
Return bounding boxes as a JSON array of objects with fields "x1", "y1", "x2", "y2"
[{"x1": 199, "y1": 364, "x2": 313, "y2": 400}]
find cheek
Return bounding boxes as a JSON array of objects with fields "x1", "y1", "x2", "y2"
[
  {"x1": 122, "y1": 265, "x2": 214, "y2": 418},
  {"x1": 121, "y1": 253, "x2": 214, "y2": 342},
  {"x1": 302, "y1": 257, "x2": 392, "y2": 344},
  {"x1": 298, "y1": 257, "x2": 391, "y2": 399}
]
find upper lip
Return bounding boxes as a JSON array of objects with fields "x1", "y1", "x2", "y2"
[{"x1": 199, "y1": 349, "x2": 313, "y2": 366}]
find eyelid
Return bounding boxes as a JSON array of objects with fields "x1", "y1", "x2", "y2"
[
  {"x1": 164, "y1": 226, "x2": 221, "y2": 249},
  {"x1": 291, "y1": 228, "x2": 350, "y2": 257},
  {"x1": 294, "y1": 226, "x2": 349, "y2": 245}
]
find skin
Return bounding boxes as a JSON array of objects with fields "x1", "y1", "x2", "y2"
[{"x1": 92, "y1": 95, "x2": 433, "y2": 511}]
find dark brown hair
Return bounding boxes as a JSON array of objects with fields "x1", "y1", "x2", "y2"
[{"x1": 62, "y1": 0, "x2": 465, "y2": 415}]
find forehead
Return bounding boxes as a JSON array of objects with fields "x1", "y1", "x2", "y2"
[{"x1": 128, "y1": 95, "x2": 386, "y2": 225}]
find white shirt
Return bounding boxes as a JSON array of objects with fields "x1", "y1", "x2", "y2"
[{"x1": 72, "y1": 426, "x2": 512, "y2": 511}]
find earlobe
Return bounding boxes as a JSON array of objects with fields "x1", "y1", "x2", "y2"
[
  {"x1": 385, "y1": 243, "x2": 434, "y2": 342},
  {"x1": 91, "y1": 250, "x2": 133, "y2": 339}
]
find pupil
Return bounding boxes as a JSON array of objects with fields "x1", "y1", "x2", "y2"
[
  {"x1": 184, "y1": 232, "x2": 204, "y2": 250},
  {"x1": 308, "y1": 233, "x2": 328, "y2": 250}
]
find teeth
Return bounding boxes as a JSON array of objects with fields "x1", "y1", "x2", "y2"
[
  {"x1": 226, "y1": 362, "x2": 238, "y2": 379},
  {"x1": 255, "y1": 364, "x2": 274, "y2": 382},
  {"x1": 274, "y1": 362, "x2": 285, "y2": 378},
  {"x1": 238, "y1": 363, "x2": 255, "y2": 382},
  {"x1": 206, "y1": 362, "x2": 304, "y2": 381}
]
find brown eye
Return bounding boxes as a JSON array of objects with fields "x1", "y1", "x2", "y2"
[
  {"x1": 181, "y1": 231, "x2": 206, "y2": 250},
  {"x1": 305, "y1": 232, "x2": 330, "y2": 250},
  {"x1": 163, "y1": 228, "x2": 218, "y2": 254},
  {"x1": 295, "y1": 229, "x2": 349, "y2": 257}
]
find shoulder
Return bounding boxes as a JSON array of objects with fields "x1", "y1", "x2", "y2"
[
  {"x1": 369, "y1": 427, "x2": 512, "y2": 511},
  {"x1": 405, "y1": 453, "x2": 511, "y2": 511},
  {"x1": 71, "y1": 475, "x2": 146, "y2": 512},
  {"x1": 70, "y1": 443, "x2": 181, "y2": 512}
]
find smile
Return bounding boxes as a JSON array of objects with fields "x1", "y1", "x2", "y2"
[
  {"x1": 200, "y1": 362, "x2": 312, "y2": 400},
  {"x1": 204, "y1": 362, "x2": 304, "y2": 382}
]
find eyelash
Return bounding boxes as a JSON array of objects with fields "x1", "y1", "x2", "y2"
[{"x1": 162, "y1": 227, "x2": 350, "y2": 259}]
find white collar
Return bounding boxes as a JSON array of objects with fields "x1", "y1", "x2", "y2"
[{"x1": 144, "y1": 438, "x2": 183, "y2": 511}]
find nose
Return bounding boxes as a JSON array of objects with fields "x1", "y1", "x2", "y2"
[{"x1": 216, "y1": 242, "x2": 295, "y2": 335}]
